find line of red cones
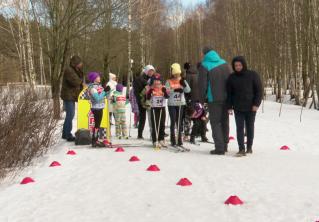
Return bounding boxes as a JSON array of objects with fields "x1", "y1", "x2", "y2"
[{"x1": 19, "y1": 144, "x2": 296, "y2": 208}]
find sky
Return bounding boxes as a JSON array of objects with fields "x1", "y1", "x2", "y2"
[{"x1": 181, "y1": 0, "x2": 206, "y2": 8}]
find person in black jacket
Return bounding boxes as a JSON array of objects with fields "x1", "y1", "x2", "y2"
[
  {"x1": 183, "y1": 62, "x2": 199, "y2": 141},
  {"x1": 133, "y1": 65, "x2": 155, "y2": 139},
  {"x1": 226, "y1": 56, "x2": 263, "y2": 156}
]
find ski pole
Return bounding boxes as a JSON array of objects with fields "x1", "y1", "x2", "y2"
[
  {"x1": 176, "y1": 104, "x2": 182, "y2": 145},
  {"x1": 152, "y1": 108, "x2": 159, "y2": 148},
  {"x1": 157, "y1": 108, "x2": 163, "y2": 145}
]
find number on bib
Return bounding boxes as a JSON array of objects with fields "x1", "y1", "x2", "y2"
[
  {"x1": 151, "y1": 96, "x2": 165, "y2": 107},
  {"x1": 172, "y1": 92, "x2": 182, "y2": 103}
]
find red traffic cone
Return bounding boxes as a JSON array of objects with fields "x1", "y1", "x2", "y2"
[
  {"x1": 147, "y1": 165, "x2": 160, "y2": 171},
  {"x1": 67, "y1": 150, "x2": 76, "y2": 155},
  {"x1": 280, "y1": 145, "x2": 290, "y2": 150},
  {"x1": 20, "y1": 177, "x2": 35, "y2": 185},
  {"x1": 115, "y1": 147, "x2": 125, "y2": 152},
  {"x1": 177, "y1": 178, "x2": 192, "y2": 186},
  {"x1": 129, "y1": 156, "x2": 140, "y2": 162},
  {"x1": 229, "y1": 136, "x2": 235, "y2": 141},
  {"x1": 224, "y1": 195, "x2": 244, "y2": 205},
  {"x1": 49, "y1": 161, "x2": 61, "y2": 167}
]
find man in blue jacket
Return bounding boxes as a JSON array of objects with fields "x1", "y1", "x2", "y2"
[{"x1": 198, "y1": 47, "x2": 232, "y2": 155}]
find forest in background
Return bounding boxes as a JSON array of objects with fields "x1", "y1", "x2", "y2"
[{"x1": 0, "y1": 0, "x2": 319, "y2": 115}]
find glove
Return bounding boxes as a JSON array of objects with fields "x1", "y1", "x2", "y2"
[
  {"x1": 103, "y1": 85, "x2": 111, "y2": 92},
  {"x1": 162, "y1": 87, "x2": 167, "y2": 93},
  {"x1": 148, "y1": 88, "x2": 154, "y2": 95},
  {"x1": 180, "y1": 78, "x2": 186, "y2": 87},
  {"x1": 174, "y1": 88, "x2": 184, "y2": 93}
]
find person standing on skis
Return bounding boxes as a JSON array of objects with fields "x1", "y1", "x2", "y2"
[
  {"x1": 146, "y1": 74, "x2": 169, "y2": 149},
  {"x1": 165, "y1": 63, "x2": 191, "y2": 147},
  {"x1": 87, "y1": 72, "x2": 111, "y2": 147}
]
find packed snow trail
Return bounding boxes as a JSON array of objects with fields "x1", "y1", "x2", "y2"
[{"x1": 0, "y1": 101, "x2": 319, "y2": 222}]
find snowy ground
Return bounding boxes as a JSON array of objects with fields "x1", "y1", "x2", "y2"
[{"x1": 0, "y1": 101, "x2": 319, "y2": 222}]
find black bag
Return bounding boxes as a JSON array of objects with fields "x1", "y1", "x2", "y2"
[{"x1": 75, "y1": 129, "x2": 91, "y2": 145}]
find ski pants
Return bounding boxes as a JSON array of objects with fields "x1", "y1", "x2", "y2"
[{"x1": 150, "y1": 107, "x2": 166, "y2": 143}]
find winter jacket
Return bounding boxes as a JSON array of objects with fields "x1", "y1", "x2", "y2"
[
  {"x1": 226, "y1": 56, "x2": 263, "y2": 112},
  {"x1": 133, "y1": 73, "x2": 150, "y2": 105},
  {"x1": 139, "y1": 86, "x2": 151, "y2": 110},
  {"x1": 111, "y1": 91, "x2": 126, "y2": 113},
  {"x1": 198, "y1": 51, "x2": 232, "y2": 104},
  {"x1": 185, "y1": 65, "x2": 200, "y2": 103},
  {"x1": 165, "y1": 78, "x2": 191, "y2": 106},
  {"x1": 146, "y1": 86, "x2": 169, "y2": 108},
  {"x1": 88, "y1": 83, "x2": 109, "y2": 110},
  {"x1": 129, "y1": 88, "x2": 139, "y2": 113},
  {"x1": 60, "y1": 56, "x2": 84, "y2": 101}
]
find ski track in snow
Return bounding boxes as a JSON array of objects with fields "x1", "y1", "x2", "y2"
[{"x1": 0, "y1": 101, "x2": 318, "y2": 222}]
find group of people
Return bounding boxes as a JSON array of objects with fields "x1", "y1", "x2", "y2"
[{"x1": 60, "y1": 46, "x2": 263, "y2": 156}]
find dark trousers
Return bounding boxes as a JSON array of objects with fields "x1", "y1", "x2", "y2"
[
  {"x1": 208, "y1": 103, "x2": 229, "y2": 152},
  {"x1": 62, "y1": 100, "x2": 75, "y2": 138},
  {"x1": 191, "y1": 119, "x2": 206, "y2": 139},
  {"x1": 150, "y1": 107, "x2": 166, "y2": 143},
  {"x1": 234, "y1": 110, "x2": 256, "y2": 150},
  {"x1": 137, "y1": 103, "x2": 147, "y2": 137},
  {"x1": 168, "y1": 106, "x2": 184, "y2": 145},
  {"x1": 92, "y1": 109, "x2": 103, "y2": 128},
  {"x1": 92, "y1": 109, "x2": 103, "y2": 141}
]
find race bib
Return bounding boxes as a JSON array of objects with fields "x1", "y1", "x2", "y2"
[
  {"x1": 171, "y1": 92, "x2": 182, "y2": 103},
  {"x1": 151, "y1": 96, "x2": 165, "y2": 107}
]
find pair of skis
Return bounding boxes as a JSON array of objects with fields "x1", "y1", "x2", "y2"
[{"x1": 167, "y1": 145, "x2": 190, "y2": 153}]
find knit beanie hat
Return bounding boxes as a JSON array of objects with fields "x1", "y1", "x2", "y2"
[
  {"x1": 109, "y1": 73, "x2": 117, "y2": 80},
  {"x1": 149, "y1": 73, "x2": 162, "y2": 86},
  {"x1": 171, "y1": 63, "x2": 182, "y2": 76},
  {"x1": 143, "y1": 65, "x2": 156, "y2": 75},
  {"x1": 116, "y1": 83, "x2": 124, "y2": 92},
  {"x1": 87, "y1": 72, "x2": 100, "y2": 83}
]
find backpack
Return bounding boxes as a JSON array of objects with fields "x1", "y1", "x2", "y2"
[{"x1": 75, "y1": 129, "x2": 91, "y2": 145}]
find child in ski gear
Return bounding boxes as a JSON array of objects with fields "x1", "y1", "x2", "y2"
[
  {"x1": 190, "y1": 102, "x2": 209, "y2": 144},
  {"x1": 129, "y1": 87, "x2": 139, "y2": 128},
  {"x1": 165, "y1": 63, "x2": 191, "y2": 146},
  {"x1": 111, "y1": 83, "x2": 128, "y2": 139},
  {"x1": 87, "y1": 72, "x2": 111, "y2": 147},
  {"x1": 146, "y1": 74, "x2": 169, "y2": 148}
]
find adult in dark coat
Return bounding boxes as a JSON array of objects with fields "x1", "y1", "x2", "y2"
[
  {"x1": 227, "y1": 56, "x2": 263, "y2": 156},
  {"x1": 61, "y1": 55, "x2": 84, "y2": 141},
  {"x1": 198, "y1": 46, "x2": 232, "y2": 155},
  {"x1": 184, "y1": 62, "x2": 200, "y2": 103},
  {"x1": 133, "y1": 65, "x2": 155, "y2": 139},
  {"x1": 183, "y1": 62, "x2": 203, "y2": 141}
]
